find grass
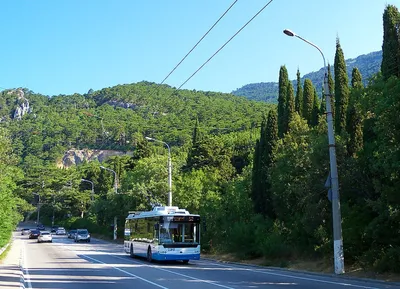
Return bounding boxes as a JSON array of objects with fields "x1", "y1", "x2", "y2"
[
  {"x1": 0, "y1": 243, "x2": 11, "y2": 262},
  {"x1": 201, "y1": 252, "x2": 400, "y2": 283}
]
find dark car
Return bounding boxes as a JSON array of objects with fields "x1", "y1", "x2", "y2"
[
  {"x1": 51, "y1": 226, "x2": 58, "y2": 233},
  {"x1": 68, "y1": 229, "x2": 77, "y2": 239},
  {"x1": 29, "y1": 229, "x2": 40, "y2": 239},
  {"x1": 37, "y1": 224, "x2": 45, "y2": 231}
]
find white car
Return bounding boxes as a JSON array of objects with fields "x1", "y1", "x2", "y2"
[
  {"x1": 38, "y1": 231, "x2": 52, "y2": 243},
  {"x1": 74, "y1": 229, "x2": 91, "y2": 243},
  {"x1": 56, "y1": 227, "x2": 66, "y2": 235}
]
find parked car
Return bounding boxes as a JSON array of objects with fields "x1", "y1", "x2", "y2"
[
  {"x1": 29, "y1": 229, "x2": 40, "y2": 239},
  {"x1": 21, "y1": 228, "x2": 31, "y2": 235},
  {"x1": 56, "y1": 227, "x2": 66, "y2": 235},
  {"x1": 38, "y1": 231, "x2": 52, "y2": 243},
  {"x1": 74, "y1": 229, "x2": 90, "y2": 243},
  {"x1": 68, "y1": 229, "x2": 77, "y2": 239}
]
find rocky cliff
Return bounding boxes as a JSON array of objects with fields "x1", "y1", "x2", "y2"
[{"x1": 58, "y1": 149, "x2": 133, "y2": 168}]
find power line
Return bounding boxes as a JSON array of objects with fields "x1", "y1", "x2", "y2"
[
  {"x1": 159, "y1": 0, "x2": 239, "y2": 85},
  {"x1": 178, "y1": 0, "x2": 275, "y2": 90}
]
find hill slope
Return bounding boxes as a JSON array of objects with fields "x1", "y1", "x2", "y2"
[{"x1": 232, "y1": 50, "x2": 382, "y2": 102}]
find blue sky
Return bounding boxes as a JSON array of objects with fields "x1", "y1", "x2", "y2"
[{"x1": 0, "y1": 0, "x2": 398, "y2": 96}]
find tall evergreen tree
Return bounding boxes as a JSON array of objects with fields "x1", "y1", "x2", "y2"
[
  {"x1": 351, "y1": 67, "x2": 363, "y2": 89},
  {"x1": 327, "y1": 63, "x2": 335, "y2": 120},
  {"x1": 311, "y1": 87, "x2": 320, "y2": 126},
  {"x1": 185, "y1": 118, "x2": 202, "y2": 170},
  {"x1": 251, "y1": 111, "x2": 278, "y2": 218},
  {"x1": 284, "y1": 81, "x2": 295, "y2": 134},
  {"x1": 347, "y1": 68, "x2": 364, "y2": 156},
  {"x1": 295, "y1": 69, "x2": 303, "y2": 116},
  {"x1": 334, "y1": 38, "x2": 350, "y2": 135},
  {"x1": 278, "y1": 66, "x2": 289, "y2": 138},
  {"x1": 302, "y1": 79, "x2": 314, "y2": 125},
  {"x1": 381, "y1": 5, "x2": 400, "y2": 80}
]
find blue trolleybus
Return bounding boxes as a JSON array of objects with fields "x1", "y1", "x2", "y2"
[{"x1": 124, "y1": 206, "x2": 200, "y2": 263}]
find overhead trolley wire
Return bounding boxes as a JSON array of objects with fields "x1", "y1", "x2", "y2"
[
  {"x1": 159, "y1": 0, "x2": 239, "y2": 85},
  {"x1": 178, "y1": 0, "x2": 275, "y2": 90}
]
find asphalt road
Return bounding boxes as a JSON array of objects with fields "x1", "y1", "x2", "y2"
[{"x1": 3, "y1": 226, "x2": 400, "y2": 289}]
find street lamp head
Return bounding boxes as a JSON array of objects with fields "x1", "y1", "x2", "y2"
[
  {"x1": 283, "y1": 29, "x2": 295, "y2": 37},
  {"x1": 100, "y1": 166, "x2": 105, "y2": 169},
  {"x1": 145, "y1": 136, "x2": 154, "y2": 141}
]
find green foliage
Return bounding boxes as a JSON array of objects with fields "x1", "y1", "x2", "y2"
[
  {"x1": 302, "y1": 79, "x2": 314, "y2": 124},
  {"x1": 334, "y1": 38, "x2": 350, "y2": 134},
  {"x1": 278, "y1": 66, "x2": 289, "y2": 137},
  {"x1": 381, "y1": 5, "x2": 400, "y2": 80},
  {"x1": 284, "y1": 81, "x2": 295, "y2": 134},
  {"x1": 295, "y1": 69, "x2": 303, "y2": 116}
]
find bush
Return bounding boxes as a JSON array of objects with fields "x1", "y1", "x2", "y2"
[{"x1": 60, "y1": 216, "x2": 110, "y2": 237}]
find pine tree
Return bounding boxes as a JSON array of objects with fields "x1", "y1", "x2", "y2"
[
  {"x1": 278, "y1": 66, "x2": 289, "y2": 138},
  {"x1": 334, "y1": 38, "x2": 350, "y2": 135},
  {"x1": 302, "y1": 79, "x2": 314, "y2": 125},
  {"x1": 284, "y1": 81, "x2": 295, "y2": 133},
  {"x1": 295, "y1": 69, "x2": 303, "y2": 116},
  {"x1": 381, "y1": 5, "x2": 400, "y2": 80},
  {"x1": 185, "y1": 118, "x2": 202, "y2": 170},
  {"x1": 311, "y1": 87, "x2": 320, "y2": 126}
]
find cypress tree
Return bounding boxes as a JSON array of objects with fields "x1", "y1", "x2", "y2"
[
  {"x1": 334, "y1": 38, "x2": 350, "y2": 135},
  {"x1": 251, "y1": 111, "x2": 278, "y2": 218},
  {"x1": 328, "y1": 63, "x2": 335, "y2": 120},
  {"x1": 347, "y1": 68, "x2": 364, "y2": 156},
  {"x1": 351, "y1": 67, "x2": 363, "y2": 89},
  {"x1": 185, "y1": 118, "x2": 202, "y2": 170},
  {"x1": 284, "y1": 81, "x2": 295, "y2": 133},
  {"x1": 311, "y1": 87, "x2": 320, "y2": 126},
  {"x1": 295, "y1": 69, "x2": 303, "y2": 116},
  {"x1": 381, "y1": 5, "x2": 400, "y2": 80},
  {"x1": 302, "y1": 79, "x2": 314, "y2": 125},
  {"x1": 278, "y1": 66, "x2": 289, "y2": 138}
]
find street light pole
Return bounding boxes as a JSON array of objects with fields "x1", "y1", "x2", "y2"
[
  {"x1": 100, "y1": 166, "x2": 118, "y2": 194},
  {"x1": 33, "y1": 193, "x2": 40, "y2": 224},
  {"x1": 145, "y1": 136, "x2": 172, "y2": 206},
  {"x1": 283, "y1": 29, "x2": 345, "y2": 275},
  {"x1": 81, "y1": 179, "x2": 95, "y2": 201},
  {"x1": 100, "y1": 166, "x2": 118, "y2": 240}
]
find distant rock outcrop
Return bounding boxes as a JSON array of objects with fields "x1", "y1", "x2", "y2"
[
  {"x1": 8, "y1": 89, "x2": 31, "y2": 120},
  {"x1": 58, "y1": 149, "x2": 134, "y2": 168}
]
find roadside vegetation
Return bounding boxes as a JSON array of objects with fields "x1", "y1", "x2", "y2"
[{"x1": 0, "y1": 4, "x2": 399, "y2": 276}]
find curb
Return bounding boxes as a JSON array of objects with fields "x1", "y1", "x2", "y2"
[
  {"x1": 0, "y1": 243, "x2": 10, "y2": 256},
  {"x1": 200, "y1": 257, "x2": 400, "y2": 286}
]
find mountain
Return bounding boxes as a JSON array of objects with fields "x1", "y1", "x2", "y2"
[{"x1": 232, "y1": 50, "x2": 382, "y2": 102}]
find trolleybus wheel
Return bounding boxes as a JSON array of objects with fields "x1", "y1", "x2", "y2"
[
  {"x1": 182, "y1": 260, "x2": 189, "y2": 264},
  {"x1": 147, "y1": 247, "x2": 153, "y2": 263}
]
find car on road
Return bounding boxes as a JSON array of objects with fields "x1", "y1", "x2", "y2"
[
  {"x1": 21, "y1": 228, "x2": 31, "y2": 235},
  {"x1": 51, "y1": 226, "x2": 58, "y2": 233},
  {"x1": 56, "y1": 227, "x2": 66, "y2": 235},
  {"x1": 74, "y1": 229, "x2": 90, "y2": 243},
  {"x1": 29, "y1": 229, "x2": 40, "y2": 239},
  {"x1": 68, "y1": 229, "x2": 77, "y2": 239},
  {"x1": 38, "y1": 231, "x2": 52, "y2": 243},
  {"x1": 37, "y1": 224, "x2": 45, "y2": 231}
]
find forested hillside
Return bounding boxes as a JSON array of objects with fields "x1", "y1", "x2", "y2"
[
  {"x1": 0, "y1": 4, "x2": 399, "y2": 276},
  {"x1": 232, "y1": 50, "x2": 382, "y2": 102}
]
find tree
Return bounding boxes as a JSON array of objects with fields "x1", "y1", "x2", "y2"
[
  {"x1": 347, "y1": 68, "x2": 364, "y2": 156},
  {"x1": 381, "y1": 5, "x2": 400, "y2": 80},
  {"x1": 278, "y1": 66, "x2": 289, "y2": 137},
  {"x1": 311, "y1": 87, "x2": 320, "y2": 127},
  {"x1": 295, "y1": 69, "x2": 303, "y2": 116},
  {"x1": 334, "y1": 38, "x2": 350, "y2": 135},
  {"x1": 351, "y1": 67, "x2": 363, "y2": 89},
  {"x1": 284, "y1": 81, "x2": 295, "y2": 133},
  {"x1": 302, "y1": 79, "x2": 314, "y2": 125},
  {"x1": 251, "y1": 110, "x2": 278, "y2": 218}
]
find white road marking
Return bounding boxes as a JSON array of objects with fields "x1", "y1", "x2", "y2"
[
  {"x1": 112, "y1": 255, "x2": 235, "y2": 289},
  {"x1": 80, "y1": 254, "x2": 169, "y2": 289},
  {"x1": 197, "y1": 260, "x2": 383, "y2": 289}
]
